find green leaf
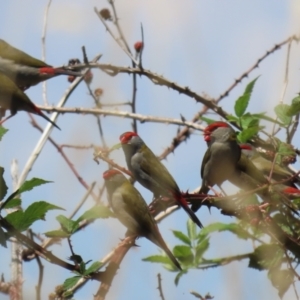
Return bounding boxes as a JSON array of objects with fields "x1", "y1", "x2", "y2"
[
  {"x1": 274, "y1": 104, "x2": 292, "y2": 126},
  {"x1": 248, "y1": 244, "x2": 284, "y2": 271},
  {"x1": 234, "y1": 77, "x2": 259, "y2": 117},
  {"x1": 2, "y1": 198, "x2": 21, "y2": 209},
  {"x1": 226, "y1": 115, "x2": 239, "y2": 123},
  {"x1": 0, "y1": 226, "x2": 7, "y2": 248},
  {"x1": 79, "y1": 261, "x2": 86, "y2": 274},
  {"x1": 44, "y1": 229, "x2": 70, "y2": 238},
  {"x1": 237, "y1": 126, "x2": 260, "y2": 143},
  {"x1": 56, "y1": 215, "x2": 79, "y2": 234},
  {"x1": 63, "y1": 276, "x2": 81, "y2": 291},
  {"x1": 198, "y1": 222, "x2": 249, "y2": 240},
  {"x1": 195, "y1": 238, "x2": 209, "y2": 263},
  {"x1": 187, "y1": 219, "x2": 197, "y2": 241},
  {"x1": 76, "y1": 205, "x2": 113, "y2": 223},
  {"x1": 286, "y1": 95, "x2": 300, "y2": 116},
  {"x1": 142, "y1": 255, "x2": 173, "y2": 265},
  {"x1": 18, "y1": 178, "x2": 52, "y2": 194},
  {"x1": 244, "y1": 76, "x2": 260, "y2": 95},
  {"x1": 239, "y1": 114, "x2": 259, "y2": 129},
  {"x1": 5, "y1": 201, "x2": 63, "y2": 231},
  {"x1": 172, "y1": 230, "x2": 191, "y2": 246},
  {"x1": 173, "y1": 245, "x2": 194, "y2": 264},
  {"x1": 0, "y1": 126, "x2": 8, "y2": 141},
  {"x1": 0, "y1": 167, "x2": 8, "y2": 201},
  {"x1": 84, "y1": 261, "x2": 103, "y2": 275},
  {"x1": 109, "y1": 142, "x2": 122, "y2": 152},
  {"x1": 174, "y1": 270, "x2": 187, "y2": 286},
  {"x1": 235, "y1": 94, "x2": 251, "y2": 117},
  {"x1": 268, "y1": 269, "x2": 294, "y2": 299},
  {"x1": 199, "y1": 116, "x2": 217, "y2": 125},
  {"x1": 251, "y1": 113, "x2": 284, "y2": 125}
]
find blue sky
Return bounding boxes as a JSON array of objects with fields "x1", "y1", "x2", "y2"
[{"x1": 0, "y1": 1, "x2": 300, "y2": 299}]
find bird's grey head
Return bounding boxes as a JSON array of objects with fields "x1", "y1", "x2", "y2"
[{"x1": 103, "y1": 169, "x2": 127, "y2": 194}]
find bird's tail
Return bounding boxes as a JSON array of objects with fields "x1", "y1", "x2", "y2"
[
  {"x1": 191, "y1": 185, "x2": 209, "y2": 212},
  {"x1": 175, "y1": 193, "x2": 203, "y2": 228},
  {"x1": 32, "y1": 106, "x2": 61, "y2": 130},
  {"x1": 148, "y1": 231, "x2": 182, "y2": 271}
]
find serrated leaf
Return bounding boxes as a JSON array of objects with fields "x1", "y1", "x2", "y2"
[
  {"x1": 18, "y1": 178, "x2": 52, "y2": 194},
  {"x1": 77, "y1": 205, "x2": 113, "y2": 223},
  {"x1": 251, "y1": 113, "x2": 283, "y2": 125},
  {"x1": 84, "y1": 261, "x2": 103, "y2": 275},
  {"x1": 5, "y1": 201, "x2": 63, "y2": 232},
  {"x1": 235, "y1": 94, "x2": 251, "y2": 117},
  {"x1": 286, "y1": 95, "x2": 300, "y2": 116},
  {"x1": 79, "y1": 261, "x2": 86, "y2": 274},
  {"x1": 173, "y1": 245, "x2": 194, "y2": 264},
  {"x1": 172, "y1": 230, "x2": 191, "y2": 246},
  {"x1": 63, "y1": 276, "x2": 81, "y2": 291},
  {"x1": 248, "y1": 244, "x2": 284, "y2": 271},
  {"x1": 142, "y1": 255, "x2": 173, "y2": 265},
  {"x1": 0, "y1": 226, "x2": 7, "y2": 248},
  {"x1": 198, "y1": 222, "x2": 249, "y2": 240},
  {"x1": 274, "y1": 104, "x2": 292, "y2": 126},
  {"x1": 44, "y1": 229, "x2": 70, "y2": 238},
  {"x1": 226, "y1": 115, "x2": 239, "y2": 123},
  {"x1": 0, "y1": 167, "x2": 8, "y2": 201},
  {"x1": 56, "y1": 215, "x2": 79, "y2": 234},
  {"x1": 234, "y1": 77, "x2": 259, "y2": 117},
  {"x1": 237, "y1": 126, "x2": 260, "y2": 143},
  {"x1": 199, "y1": 116, "x2": 217, "y2": 125},
  {"x1": 239, "y1": 114, "x2": 259, "y2": 129},
  {"x1": 174, "y1": 270, "x2": 187, "y2": 286},
  {"x1": 245, "y1": 76, "x2": 260, "y2": 94},
  {"x1": 0, "y1": 126, "x2": 8, "y2": 141},
  {"x1": 109, "y1": 142, "x2": 122, "y2": 152},
  {"x1": 2, "y1": 198, "x2": 21, "y2": 209},
  {"x1": 187, "y1": 219, "x2": 197, "y2": 241},
  {"x1": 195, "y1": 238, "x2": 209, "y2": 263},
  {"x1": 269, "y1": 269, "x2": 294, "y2": 299}
]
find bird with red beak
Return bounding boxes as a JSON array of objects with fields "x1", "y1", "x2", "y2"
[{"x1": 119, "y1": 131, "x2": 203, "y2": 229}]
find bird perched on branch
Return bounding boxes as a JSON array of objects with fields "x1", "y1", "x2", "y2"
[
  {"x1": 240, "y1": 143, "x2": 300, "y2": 188},
  {"x1": 103, "y1": 169, "x2": 182, "y2": 270},
  {"x1": 0, "y1": 39, "x2": 82, "y2": 90},
  {"x1": 0, "y1": 73, "x2": 60, "y2": 129},
  {"x1": 119, "y1": 131, "x2": 203, "y2": 229},
  {"x1": 192, "y1": 122, "x2": 241, "y2": 212}
]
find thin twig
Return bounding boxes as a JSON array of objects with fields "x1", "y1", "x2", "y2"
[
  {"x1": 41, "y1": 0, "x2": 52, "y2": 106},
  {"x1": 37, "y1": 106, "x2": 205, "y2": 131},
  {"x1": 29, "y1": 114, "x2": 98, "y2": 202},
  {"x1": 157, "y1": 273, "x2": 165, "y2": 300},
  {"x1": 28, "y1": 230, "x2": 44, "y2": 300},
  {"x1": 109, "y1": 0, "x2": 138, "y2": 132},
  {"x1": 271, "y1": 37, "x2": 293, "y2": 137},
  {"x1": 69, "y1": 182, "x2": 96, "y2": 219},
  {"x1": 17, "y1": 54, "x2": 102, "y2": 189},
  {"x1": 9, "y1": 159, "x2": 23, "y2": 300},
  {"x1": 85, "y1": 83, "x2": 108, "y2": 148},
  {"x1": 94, "y1": 7, "x2": 138, "y2": 65}
]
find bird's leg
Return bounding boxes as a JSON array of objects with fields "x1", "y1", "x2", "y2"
[{"x1": 0, "y1": 113, "x2": 13, "y2": 125}]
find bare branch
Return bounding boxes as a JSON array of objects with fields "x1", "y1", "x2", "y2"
[{"x1": 37, "y1": 106, "x2": 205, "y2": 131}]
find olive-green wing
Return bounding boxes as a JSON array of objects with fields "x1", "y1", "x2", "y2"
[
  {"x1": 138, "y1": 145, "x2": 180, "y2": 192},
  {"x1": 0, "y1": 39, "x2": 50, "y2": 68}
]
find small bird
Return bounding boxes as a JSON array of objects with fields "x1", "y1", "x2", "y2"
[
  {"x1": 0, "y1": 73, "x2": 60, "y2": 129},
  {"x1": 119, "y1": 131, "x2": 203, "y2": 228},
  {"x1": 240, "y1": 143, "x2": 299, "y2": 187},
  {"x1": 192, "y1": 123, "x2": 241, "y2": 212},
  {"x1": 0, "y1": 39, "x2": 82, "y2": 90},
  {"x1": 103, "y1": 169, "x2": 182, "y2": 270}
]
